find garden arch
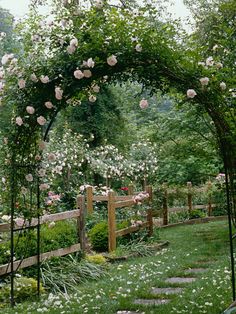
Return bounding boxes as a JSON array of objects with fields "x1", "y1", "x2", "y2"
[{"x1": 1, "y1": 0, "x2": 236, "y2": 305}]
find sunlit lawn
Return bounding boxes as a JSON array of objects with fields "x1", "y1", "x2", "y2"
[{"x1": 5, "y1": 220, "x2": 233, "y2": 314}]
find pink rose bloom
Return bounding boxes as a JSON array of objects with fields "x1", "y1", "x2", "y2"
[
  {"x1": 83, "y1": 70, "x2": 92, "y2": 78},
  {"x1": 1, "y1": 54, "x2": 10, "y2": 65},
  {"x1": 18, "y1": 79, "x2": 26, "y2": 89},
  {"x1": 89, "y1": 95, "x2": 97, "y2": 103},
  {"x1": 87, "y1": 58, "x2": 95, "y2": 68},
  {"x1": 199, "y1": 77, "x2": 209, "y2": 86},
  {"x1": 0, "y1": 82, "x2": 4, "y2": 90},
  {"x1": 39, "y1": 183, "x2": 50, "y2": 191},
  {"x1": 92, "y1": 84, "x2": 100, "y2": 93},
  {"x1": 45, "y1": 101, "x2": 53, "y2": 109},
  {"x1": 16, "y1": 116, "x2": 23, "y2": 126},
  {"x1": 48, "y1": 153, "x2": 56, "y2": 162},
  {"x1": 39, "y1": 141, "x2": 46, "y2": 150},
  {"x1": 25, "y1": 173, "x2": 33, "y2": 182},
  {"x1": 74, "y1": 69, "x2": 84, "y2": 79},
  {"x1": 135, "y1": 44, "x2": 142, "y2": 52},
  {"x1": 206, "y1": 56, "x2": 214, "y2": 66},
  {"x1": 70, "y1": 38, "x2": 78, "y2": 47},
  {"x1": 55, "y1": 87, "x2": 63, "y2": 100},
  {"x1": 40, "y1": 75, "x2": 49, "y2": 83},
  {"x1": 30, "y1": 73, "x2": 38, "y2": 82},
  {"x1": 26, "y1": 106, "x2": 35, "y2": 114},
  {"x1": 220, "y1": 82, "x2": 226, "y2": 90},
  {"x1": 15, "y1": 217, "x2": 25, "y2": 227},
  {"x1": 187, "y1": 89, "x2": 197, "y2": 98},
  {"x1": 107, "y1": 55, "x2": 117, "y2": 66},
  {"x1": 67, "y1": 45, "x2": 76, "y2": 54},
  {"x1": 37, "y1": 116, "x2": 47, "y2": 126},
  {"x1": 139, "y1": 99, "x2": 148, "y2": 109},
  {"x1": 38, "y1": 168, "x2": 46, "y2": 177}
]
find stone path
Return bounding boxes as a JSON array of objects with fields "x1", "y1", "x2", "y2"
[{"x1": 117, "y1": 263, "x2": 209, "y2": 313}]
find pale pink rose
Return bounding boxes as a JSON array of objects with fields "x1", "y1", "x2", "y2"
[
  {"x1": 35, "y1": 154, "x2": 41, "y2": 161},
  {"x1": 187, "y1": 89, "x2": 197, "y2": 98},
  {"x1": 18, "y1": 78, "x2": 26, "y2": 89},
  {"x1": 135, "y1": 44, "x2": 142, "y2": 52},
  {"x1": 21, "y1": 187, "x2": 28, "y2": 195},
  {"x1": 40, "y1": 75, "x2": 49, "y2": 83},
  {"x1": 16, "y1": 116, "x2": 23, "y2": 126},
  {"x1": 92, "y1": 84, "x2": 100, "y2": 93},
  {"x1": 25, "y1": 173, "x2": 33, "y2": 182},
  {"x1": 199, "y1": 77, "x2": 209, "y2": 86},
  {"x1": 39, "y1": 141, "x2": 46, "y2": 150},
  {"x1": 95, "y1": 0, "x2": 104, "y2": 8},
  {"x1": 55, "y1": 87, "x2": 63, "y2": 100},
  {"x1": 15, "y1": 217, "x2": 25, "y2": 227},
  {"x1": 206, "y1": 56, "x2": 214, "y2": 66},
  {"x1": 89, "y1": 95, "x2": 97, "y2": 103},
  {"x1": 45, "y1": 101, "x2": 53, "y2": 109},
  {"x1": 139, "y1": 99, "x2": 148, "y2": 109},
  {"x1": 74, "y1": 69, "x2": 84, "y2": 79},
  {"x1": 48, "y1": 153, "x2": 56, "y2": 162},
  {"x1": 220, "y1": 82, "x2": 226, "y2": 90},
  {"x1": 70, "y1": 38, "x2": 78, "y2": 47},
  {"x1": 87, "y1": 57, "x2": 95, "y2": 68},
  {"x1": 107, "y1": 55, "x2": 117, "y2": 66},
  {"x1": 30, "y1": 73, "x2": 38, "y2": 82},
  {"x1": 1, "y1": 54, "x2": 10, "y2": 65},
  {"x1": 37, "y1": 116, "x2": 47, "y2": 126},
  {"x1": 26, "y1": 106, "x2": 35, "y2": 114},
  {"x1": 67, "y1": 45, "x2": 76, "y2": 54},
  {"x1": 39, "y1": 183, "x2": 50, "y2": 191},
  {"x1": 83, "y1": 70, "x2": 92, "y2": 78},
  {"x1": 38, "y1": 168, "x2": 46, "y2": 177}
]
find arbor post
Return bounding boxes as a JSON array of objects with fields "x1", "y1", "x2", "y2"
[{"x1": 86, "y1": 186, "x2": 93, "y2": 214}]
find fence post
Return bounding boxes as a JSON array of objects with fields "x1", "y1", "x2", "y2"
[
  {"x1": 108, "y1": 191, "x2": 116, "y2": 252},
  {"x1": 146, "y1": 185, "x2": 153, "y2": 236},
  {"x1": 163, "y1": 184, "x2": 168, "y2": 225},
  {"x1": 187, "y1": 181, "x2": 193, "y2": 213},
  {"x1": 128, "y1": 185, "x2": 134, "y2": 195},
  {"x1": 86, "y1": 186, "x2": 93, "y2": 214},
  {"x1": 207, "y1": 181, "x2": 213, "y2": 216},
  {"x1": 77, "y1": 195, "x2": 86, "y2": 251}
]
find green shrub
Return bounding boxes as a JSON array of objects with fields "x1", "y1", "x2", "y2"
[
  {"x1": 0, "y1": 276, "x2": 44, "y2": 304},
  {"x1": 88, "y1": 221, "x2": 108, "y2": 252},
  {"x1": 189, "y1": 209, "x2": 206, "y2": 219}
]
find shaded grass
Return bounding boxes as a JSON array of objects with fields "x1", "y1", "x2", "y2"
[{"x1": 3, "y1": 220, "x2": 233, "y2": 314}]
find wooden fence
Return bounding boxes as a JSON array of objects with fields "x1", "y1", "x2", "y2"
[
  {"x1": 0, "y1": 195, "x2": 86, "y2": 276},
  {"x1": 86, "y1": 185, "x2": 153, "y2": 252},
  {"x1": 162, "y1": 182, "x2": 217, "y2": 226}
]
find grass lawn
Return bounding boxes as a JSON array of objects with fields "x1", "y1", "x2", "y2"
[{"x1": 4, "y1": 219, "x2": 233, "y2": 314}]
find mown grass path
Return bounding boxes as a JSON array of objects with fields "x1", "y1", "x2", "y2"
[{"x1": 5, "y1": 220, "x2": 233, "y2": 314}]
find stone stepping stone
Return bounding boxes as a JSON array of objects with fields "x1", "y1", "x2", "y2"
[
  {"x1": 151, "y1": 287, "x2": 183, "y2": 295},
  {"x1": 134, "y1": 299, "x2": 170, "y2": 306},
  {"x1": 165, "y1": 277, "x2": 196, "y2": 284},
  {"x1": 117, "y1": 311, "x2": 145, "y2": 314},
  {"x1": 185, "y1": 268, "x2": 208, "y2": 274}
]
